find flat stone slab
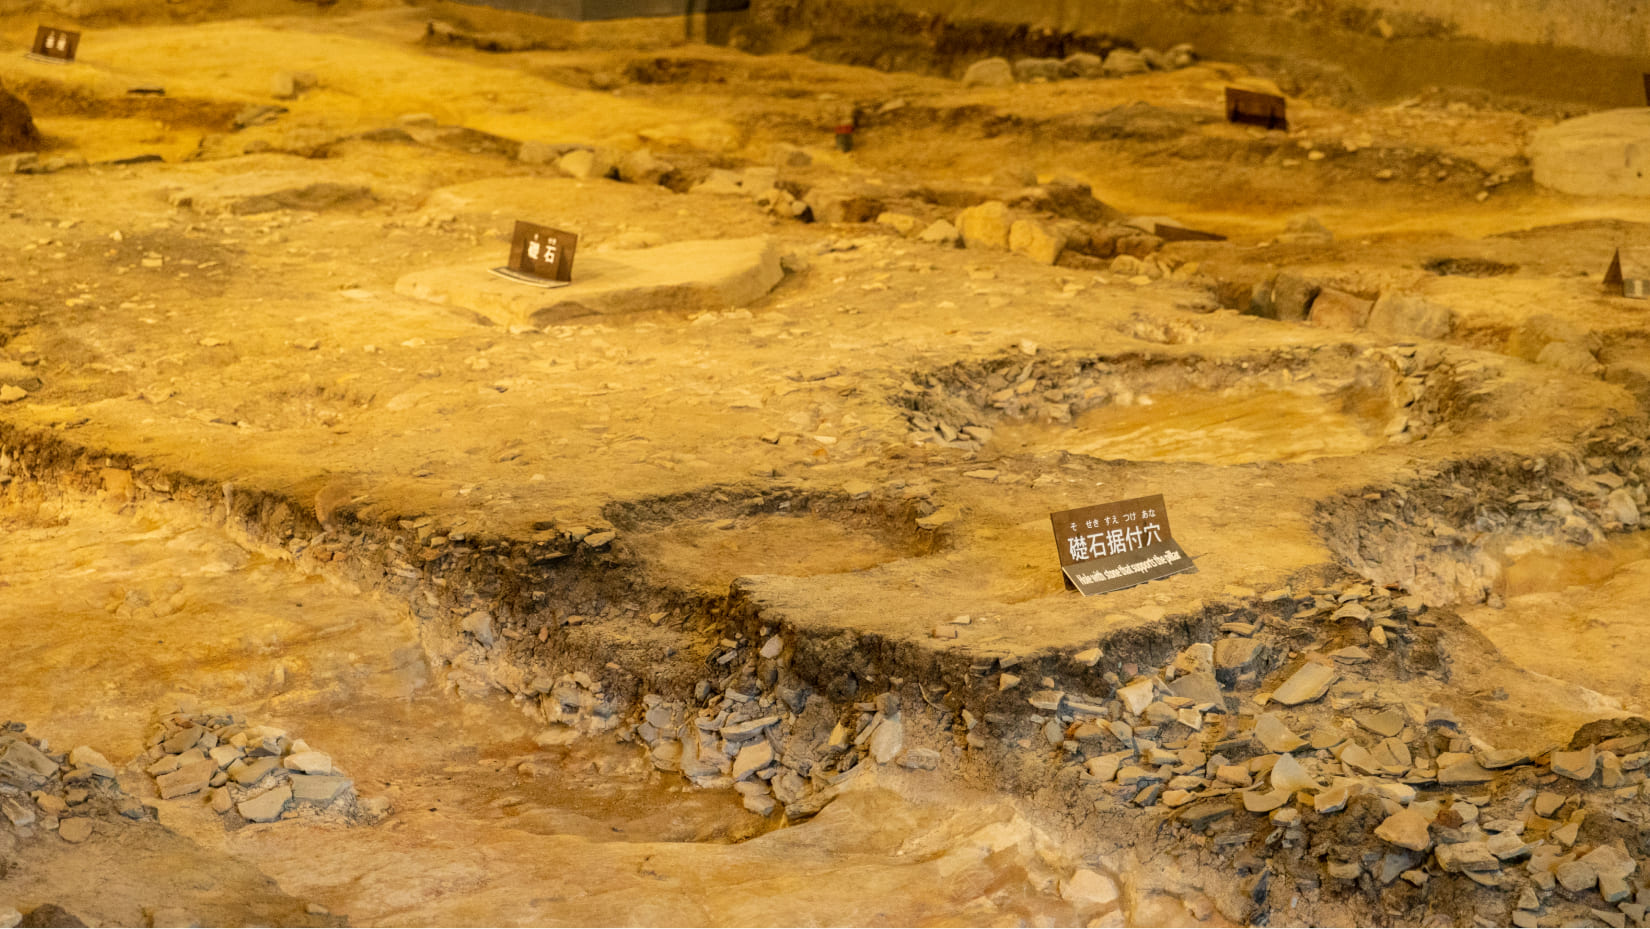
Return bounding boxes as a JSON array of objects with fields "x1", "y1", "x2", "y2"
[
  {"x1": 1271, "y1": 663, "x2": 1337, "y2": 706},
  {"x1": 290, "y1": 774, "x2": 351, "y2": 802},
  {"x1": 1530, "y1": 109, "x2": 1650, "y2": 199},
  {"x1": 395, "y1": 236, "x2": 784, "y2": 327},
  {"x1": 238, "y1": 783, "x2": 292, "y2": 823}
]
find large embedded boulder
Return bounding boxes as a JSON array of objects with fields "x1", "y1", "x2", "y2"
[{"x1": 1529, "y1": 109, "x2": 1650, "y2": 199}]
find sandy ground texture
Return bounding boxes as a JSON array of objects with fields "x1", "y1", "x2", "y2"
[{"x1": 4, "y1": 2, "x2": 1650, "y2": 927}]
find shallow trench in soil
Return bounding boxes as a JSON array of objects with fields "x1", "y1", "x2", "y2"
[
  {"x1": 7, "y1": 3, "x2": 1650, "y2": 927},
  {"x1": 0, "y1": 489, "x2": 1102, "y2": 927}
]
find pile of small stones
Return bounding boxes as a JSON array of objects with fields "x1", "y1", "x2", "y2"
[
  {"x1": 961, "y1": 46, "x2": 1198, "y2": 88},
  {"x1": 142, "y1": 711, "x2": 359, "y2": 824},
  {"x1": 0, "y1": 722, "x2": 142, "y2": 844},
  {"x1": 534, "y1": 574, "x2": 1650, "y2": 925},
  {"x1": 1021, "y1": 580, "x2": 1650, "y2": 926}
]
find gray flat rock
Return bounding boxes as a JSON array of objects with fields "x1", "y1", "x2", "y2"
[
  {"x1": 1271, "y1": 663, "x2": 1337, "y2": 706},
  {"x1": 238, "y1": 784, "x2": 293, "y2": 823},
  {"x1": 0, "y1": 740, "x2": 58, "y2": 788},
  {"x1": 1551, "y1": 746, "x2": 1597, "y2": 780},
  {"x1": 1375, "y1": 808, "x2": 1433, "y2": 851},
  {"x1": 1530, "y1": 109, "x2": 1650, "y2": 199},
  {"x1": 1253, "y1": 714, "x2": 1305, "y2": 753},
  {"x1": 229, "y1": 756, "x2": 279, "y2": 786},
  {"x1": 155, "y1": 758, "x2": 217, "y2": 799},
  {"x1": 1435, "y1": 841, "x2": 1498, "y2": 873},
  {"x1": 290, "y1": 774, "x2": 352, "y2": 803}
]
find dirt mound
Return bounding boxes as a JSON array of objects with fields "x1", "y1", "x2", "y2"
[{"x1": 0, "y1": 83, "x2": 41, "y2": 155}]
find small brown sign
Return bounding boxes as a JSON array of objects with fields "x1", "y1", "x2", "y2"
[
  {"x1": 1605, "y1": 248, "x2": 1650, "y2": 300},
  {"x1": 1049, "y1": 494, "x2": 1194, "y2": 597},
  {"x1": 1225, "y1": 87, "x2": 1288, "y2": 131},
  {"x1": 493, "y1": 220, "x2": 577, "y2": 288},
  {"x1": 28, "y1": 26, "x2": 79, "y2": 64}
]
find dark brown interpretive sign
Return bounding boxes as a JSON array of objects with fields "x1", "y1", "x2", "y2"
[
  {"x1": 28, "y1": 26, "x2": 79, "y2": 64},
  {"x1": 492, "y1": 220, "x2": 578, "y2": 288},
  {"x1": 1224, "y1": 87, "x2": 1288, "y2": 131},
  {"x1": 1605, "y1": 248, "x2": 1650, "y2": 300},
  {"x1": 1049, "y1": 494, "x2": 1194, "y2": 597}
]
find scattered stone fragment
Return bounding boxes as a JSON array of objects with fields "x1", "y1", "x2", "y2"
[
  {"x1": 1534, "y1": 790, "x2": 1566, "y2": 817},
  {"x1": 917, "y1": 220, "x2": 959, "y2": 246},
  {"x1": 1271, "y1": 663, "x2": 1337, "y2": 706},
  {"x1": 238, "y1": 784, "x2": 292, "y2": 823},
  {"x1": 957, "y1": 201, "x2": 1011, "y2": 250},
  {"x1": 0, "y1": 740, "x2": 60, "y2": 788},
  {"x1": 1486, "y1": 831, "x2": 1533, "y2": 860},
  {"x1": 1102, "y1": 49, "x2": 1148, "y2": 76},
  {"x1": 1357, "y1": 709, "x2": 1406, "y2": 738},
  {"x1": 732, "y1": 741, "x2": 775, "y2": 780},
  {"x1": 1551, "y1": 747, "x2": 1597, "y2": 781},
  {"x1": 155, "y1": 759, "x2": 217, "y2": 800},
  {"x1": 1214, "y1": 638, "x2": 1260, "y2": 675},
  {"x1": 283, "y1": 751, "x2": 334, "y2": 775},
  {"x1": 1556, "y1": 859, "x2": 1599, "y2": 892},
  {"x1": 1308, "y1": 727, "x2": 1345, "y2": 750},
  {"x1": 1376, "y1": 807, "x2": 1434, "y2": 851},
  {"x1": 1326, "y1": 861, "x2": 1362, "y2": 880},
  {"x1": 1008, "y1": 219, "x2": 1066, "y2": 265},
  {"x1": 1551, "y1": 820, "x2": 1581, "y2": 846},
  {"x1": 1339, "y1": 743, "x2": 1380, "y2": 775},
  {"x1": 1435, "y1": 841, "x2": 1498, "y2": 873},
  {"x1": 1060, "y1": 868, "x2": 1120, "y2": 908},
  {"x1": 898, "y1": 748, "x2": 940, "y2": 770},
  {"x1": 66, "y1": 746, "x2": 114, "y2": 779},
  {"x1": 1269, "y1": 754, "x2": 1317, "y2": 793},
  {"x1": 1477, "y1": 748, "x2": 1531, "y2": 769},
  {"x1": 742, "y1": 790, "x2": 776, "y2": 816},
  {"x1": 229, "y1": 756, "x2": 279, "y2": 786},
  {"x1": 1581, "y1": 844, "x2": 1637, "y2": 881},
  {"x1": 868, "y1": 715, "x2": 905, "y2": 765},
  {"x1": 290, "y1": 775, "x2": 351, "y2": 802},
  {"x1": 1254, "y1": 714, "x2": 1306, "y2": 753},
  {"x1": 962, "y1": 58, "x2": 1014, "y2": 87},
  {"x1": 1438, "y1": 758, "x2": 1495, "y2": 786},
  {"x1": 1243, "y1": 788, "x2": 1292, "y2": 813},
  {"x1": 56, "y1": 818, "x2": 93, "y2": 843},
  {"x1": 1085, "y1": 755, "x2": 1122, "y2": 783},
  {"x1": 1314, "y1": 782, "x2": 1353, "y2": 814}
]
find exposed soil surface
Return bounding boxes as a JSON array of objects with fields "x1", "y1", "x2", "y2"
[{"x1": 4, "y1": 4, "x2": 1650, "y2": 927}]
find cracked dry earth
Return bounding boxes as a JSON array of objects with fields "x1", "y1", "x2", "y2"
[{"x1": 5, "y1": 3, "x2": 1650, "y2": 927}]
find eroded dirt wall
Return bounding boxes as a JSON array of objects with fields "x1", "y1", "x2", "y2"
[{"x1": 749, "y1": 0, "x2": 1650, "y2": 107}]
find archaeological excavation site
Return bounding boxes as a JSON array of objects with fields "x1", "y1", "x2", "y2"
[{"x1": 6, "y1": 0, "x2": 1650, "y2": 925}]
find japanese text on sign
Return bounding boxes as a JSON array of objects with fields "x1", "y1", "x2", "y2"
[
  {"x1": 1049, "y1": 494, "x2": 1194, "y2": 597},
  {"x1": 30, "y1": 26, "x2": 79, "y2": 63},
  {"x1": 501, "y1": 219, "x2": 578, "y2": 285},
  {"x1": 1063, "y1": 505, "x2": 1163, "y2": 561}
]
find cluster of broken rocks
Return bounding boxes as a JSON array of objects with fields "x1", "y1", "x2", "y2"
[
  {"x1": 522, "y1": 575, "x2": 1650, "y2": 926},
  {"x1": 141, "y1": 711, "x2": 362, "y2": 824},
  {"x1": 959, "y1": 47, "x2": 1199, "y2": 88},
  {"x1": 2, "y1": 723, "x2": 143, "y2": 927},
  {"x1": 1, "y1": 723, "x2": 143, "y2": 845}
]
